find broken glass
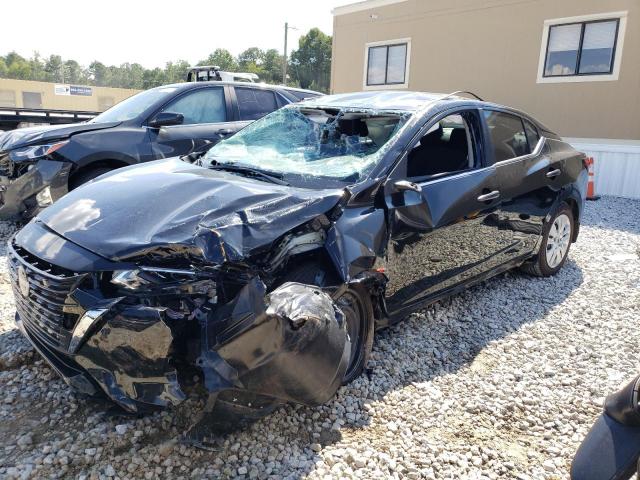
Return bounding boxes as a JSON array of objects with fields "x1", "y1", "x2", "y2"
[{"x1": 203, "y1": 107, "x2": 409, "y2": 181}]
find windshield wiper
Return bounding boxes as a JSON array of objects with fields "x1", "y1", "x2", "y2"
[{"x1": 209, "y1": 163, "x2": 290, "y2": 186}]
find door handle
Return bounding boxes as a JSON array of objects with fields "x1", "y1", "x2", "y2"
[
  {"x1": 477, "y1": 190, "x2": 500, "y2": 202},
  {"x1": 546, "y1": 168, "x2": 561, "y2": 178},
  {"x1": 394, "y1": 180, "x2": 421, "y2": 193},
  {"x1": 216, "y1": 128, "x2": 234, "y2": 136}
]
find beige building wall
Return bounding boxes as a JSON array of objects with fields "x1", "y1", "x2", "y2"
[
  {"x1": 0, "y1": 78, "x2": 139, "y2": 112},
  {"x1": 331, "y1": 0, "x2": 640, "y2": 140}
]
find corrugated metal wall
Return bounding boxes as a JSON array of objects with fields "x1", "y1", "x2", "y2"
[{"x1": 568, "y1": 140, "x2": 640, "y2": 199}]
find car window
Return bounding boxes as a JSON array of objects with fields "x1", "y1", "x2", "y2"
[
  {"x1": 160, "y1": 87, "x2": 226, "y2": 125},
  {"x1": 91, "y1": 87, "x2": 178, "y2": 123},
  {"x1": 407, "y1": 112, "x2": 477, "y2": 179},
  {"x1": 483, "y1": 111, "x2": 530, "y2": 162},
  {"x1": 236, "y1": 87, "x2": 278, "y2": 121},
  {"x1": 524, "y1": 119, "x2": 540, "y2": 151}
]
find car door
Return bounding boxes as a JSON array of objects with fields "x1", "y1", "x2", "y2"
[
  {"x1": 148, "y1": 85, "x2": 240, "y2": 158},
  {"x1": 483, "y1": 109, "x2": 564, "y2": 255},
  {"x1": 383, "y1": 108, "x2": 516, "y2": 316},
  {"x1": 231, "y1": 85, "x2": 284, "y2": 130}
]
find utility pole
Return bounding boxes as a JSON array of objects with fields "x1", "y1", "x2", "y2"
[
  {"x1": 283, "y1": 22, "x2": 288, "y2": 85},
  {"x1": 283, "y1": 22, "x2": 297, "y2": 85}
]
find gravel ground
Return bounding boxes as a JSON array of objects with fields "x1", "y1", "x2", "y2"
[{"x1": 0, "y1": 196, "x2": 638, "y2": 480}]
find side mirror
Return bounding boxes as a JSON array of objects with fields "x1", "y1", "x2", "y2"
[{"x1": 149, "y1": 112, "x2": 184, "y2": 128}]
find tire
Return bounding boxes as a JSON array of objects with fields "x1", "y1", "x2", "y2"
[
  {"x1": 281, "y1": 261, "x2": 374, "y2": 384},
  {"x1": 69, "y1": 166, "x2": 113, "y2": 190},
  {"x1": 521, "y1": 203, "x2": 574, "y2": 277}
]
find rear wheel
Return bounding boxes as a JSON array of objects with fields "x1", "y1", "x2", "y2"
[
  {"x1": 69, "y1": 166, "x2": 113, "y2": 190},
  {"x1": 521, "y1": 203, "x2": 574, "y2": 277},
  {"x1": 281, "y1": 261, "x2": 374, "y2": 384}
]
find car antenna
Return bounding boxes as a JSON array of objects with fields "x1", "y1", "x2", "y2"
[{"x1": 439, "y1": 91, "x2": 485, "y2": 101}]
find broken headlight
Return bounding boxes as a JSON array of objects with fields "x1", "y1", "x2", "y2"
[
  {"x1": 111, "y1": 267, "x2": 217, "y2": 298},
  {"x1": 10, "y1": 141, "x2": 69, "y2": 162}
]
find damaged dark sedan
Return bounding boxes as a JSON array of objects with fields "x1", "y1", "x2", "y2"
[{"x1": 8, "y1": 91, "x2": 588, "y2": 427}]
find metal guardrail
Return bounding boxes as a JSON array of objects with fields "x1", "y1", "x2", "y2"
[{"x1": 0, "y1": 107, "x2": 100, "y2": 126}]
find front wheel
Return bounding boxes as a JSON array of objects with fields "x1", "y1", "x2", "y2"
[
  {"x1": 280, "y1": 262, "x2": 374, "y2": 384},
  {"x1": 521, "y1": 203, "x2": 574, "y2": 277}
]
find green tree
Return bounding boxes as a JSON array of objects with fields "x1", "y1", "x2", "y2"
[
  {"x1": 28, "y1": 52, "x2": 46, "y2": 81},
  {"x1": 4, "y1": 52, "x2": 27, "y2": 68},
  {"x1": 88, "y1": 61, "x2": 110, "y2": 86},
  {"x1": 43, "y1": 54, "x2": 64, "y2": 82},
  {"x1": 3, "y1": 52, "x2": 31, "y2": 80},
  {"x1": 237, "y1": 47, "x2": 265, "y2": 75},
  {"x1": 127, "y1": 63, "x2": 146, "y2": 89},
  {"x1": 142, "y1": 67, "x2": 166, "y2": 89},
  {"x1": 0, "y1": 28, "x2": 331, "y2": 90},
  {"x1": 262, "y1": 48, "x2": 283, "y2": 84},
  {"x1": 7, "y1": 61, "x2": 31, "y2": 80},
  {"x1": 64, "y1": 59, "x2": 86, "y2": 84},
  {"x1": 164, "y1": 60, "x2": 190, "y2": 84},
  {"x1": 199, "y1": 49, "x2": 237, "y2": 71},
  {"x1": 289, "y1": 28, "x2": 332, "y2": 92}
]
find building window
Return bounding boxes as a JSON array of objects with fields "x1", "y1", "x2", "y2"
[
  {"x1": 537, "y1": 12, "x2": 627, "y2": 83},
  {"x1": 545, "y1": 20, "x2": 619, "y2": 77},
  {"x1": 364, "y1": 39, "x2": 410, "y2": 89}
]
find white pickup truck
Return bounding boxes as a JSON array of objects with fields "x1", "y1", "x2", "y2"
[{"x1": 187, "y1": 66, "x2": 260, "y2": 83}]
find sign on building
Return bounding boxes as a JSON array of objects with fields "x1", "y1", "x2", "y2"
[{"x1": 55, "y1": 85, "x2": 93, "y2": 96}]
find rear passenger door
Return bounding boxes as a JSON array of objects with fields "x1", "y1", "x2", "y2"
[
  {"x1": 231, "y1": 86, "x2": 283, "y2": 129},
  {"x1": 483, "y1": 109, "x2": 564, "y2": 255},
  {"x1": 148, "y1": 86, "x2": 240, "y2": 158}
]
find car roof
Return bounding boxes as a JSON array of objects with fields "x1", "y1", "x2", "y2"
[
  {"x1": 294, "y1": 91, "x2": 557, "y2": 135},
  {"x1": 296, "y1": 90, "x2": 496, "y2": 112},
  {"x1": 159, "y1": 81, "x2": 321, "y2": 96}
]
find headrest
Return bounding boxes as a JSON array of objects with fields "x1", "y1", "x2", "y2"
[
  {"x1": 449, "y1": 128, "x2": 468, "y2": 147},
  {"x1": 339, "y1": 119, "x2": 369, "y2": 137},
  {"x1": 420, "y1": 124, "x2": 443, "y2": 146}
]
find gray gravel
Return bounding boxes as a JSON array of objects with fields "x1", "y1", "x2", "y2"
[{"x1": 0, "y1": 196, "x2": 639, "y2": 479}]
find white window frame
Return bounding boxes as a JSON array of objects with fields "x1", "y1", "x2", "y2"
[
  {"x1": 536, "y1": 11, "x2": 627, "y2": 84},
  {"x1": 363, "y1": 38, "x2": 411, "y2": 90}
]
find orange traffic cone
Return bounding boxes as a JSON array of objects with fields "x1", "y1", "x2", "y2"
[{"x1": 585, "y1": 156, "x2": 600, "y2": 201}]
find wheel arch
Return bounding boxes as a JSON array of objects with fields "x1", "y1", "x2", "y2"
[
  {"x1": 278, "y1": 250, "x2": 388, "y2": 329},
  {"x1": 558, "y1": 185, "x2": 583, "y2": 243},
  {"x1": 68, "y1": 156, "x2": 135, "y2": 185}
]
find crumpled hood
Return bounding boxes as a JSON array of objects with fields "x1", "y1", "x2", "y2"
[
  {"x1": 0, "y1": 121, "x2": 120, "y2": 152},
  {"x1": 37, "y1": 158, "x2": 345, "y2": 263}
]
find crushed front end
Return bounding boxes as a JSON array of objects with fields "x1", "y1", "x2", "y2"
[
  {"x1": 0, "y1": 148, "x2": 71, "y2": 219},
  {"x1": 8, "y1": 220, "x2": 351, "y2": 421}
]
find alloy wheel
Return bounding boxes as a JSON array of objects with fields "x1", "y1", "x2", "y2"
[{"x1": 546, "y1": 213, "x2": 571, "y2": 268}]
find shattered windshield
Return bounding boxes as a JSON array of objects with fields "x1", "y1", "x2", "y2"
[{"x1": 203, "y1": 106, "x2": 409, "y2": 184}]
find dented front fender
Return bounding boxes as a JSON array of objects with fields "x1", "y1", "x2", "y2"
[{"x1": 200, "y1": 278, "x2": 350, "y2": 407}]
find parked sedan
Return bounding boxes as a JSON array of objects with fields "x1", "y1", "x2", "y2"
[
  {"x1": 0, "y1": 82, "x2": 320, "y2": 219},
  {"x1": 8, "y1": 91, "x2": 587, "y2": 430}
]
